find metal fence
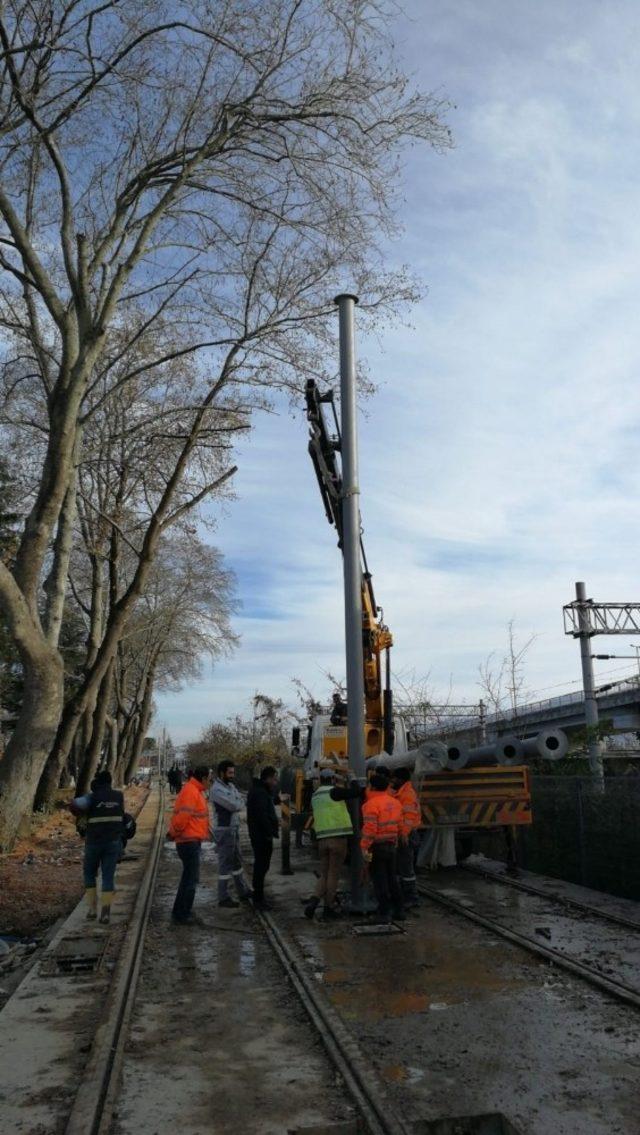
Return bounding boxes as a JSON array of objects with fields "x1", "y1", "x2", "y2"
[{"x1": 484, "y1": 775, "x2": 640, "y2": 902}]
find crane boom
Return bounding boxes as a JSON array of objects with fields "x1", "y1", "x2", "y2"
[{"x1": 305, "y1": 379, "x2": 394, "y2": 756}]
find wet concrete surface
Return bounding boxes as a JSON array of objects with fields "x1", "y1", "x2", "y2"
[
  {"x1": 112, "y1": 837, "x2": 357, "y2": 1135},
  {"x1": 466, "y1": 858, "x2": 640, "y2": 926},
  {"x1": 265, "y1": 844, "x2": 640, "y2": 1135},
  {"x1": 421, "y1": 868, "x2": 640, "y2": 992},
  {"x1": 0, "y1": 789, "x2": 161, "y2": 1135}
]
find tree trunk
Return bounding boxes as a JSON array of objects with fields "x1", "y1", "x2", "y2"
[
  {"x1": 125, "y1": 666, "x2": 155, "y2": 783},
  {"x1": 105, "y1": 715, "x2": 119, "y2": 778},
  {"x1": 42, "y1": 456, "x2": 79, "y2": 647},
  {"x1": 76, "y1": 659, "x2": 115, "y2": 794},
  {"x1": 0, "y1": 645, "x2": 64, "y2": 849}
]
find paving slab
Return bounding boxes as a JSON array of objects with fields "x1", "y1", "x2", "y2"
[{"x1": 0, "y1": 788, "x2": 160, "y2": 1134}]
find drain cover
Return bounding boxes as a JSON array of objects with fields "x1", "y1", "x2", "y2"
[
  {"x1": 40, "y1": 935, "x2": 107, "y2": 976},
  {"x1": 353, "y1": 922, "x2": 405, "y2": 936},
  {"x1": 412, "y1": 1116, "x2": 522, "y2": 1135}
]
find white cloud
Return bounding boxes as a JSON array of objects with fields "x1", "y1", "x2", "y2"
[{"x1": 157, "y1": 1, "x2": 640, "y2": 744}]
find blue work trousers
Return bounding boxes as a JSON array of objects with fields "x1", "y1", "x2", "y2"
[
  {"x1": 172, "y1": 840, "x2": 201, "y2": 922},
  {"x1": 83, "y1": 839, "x2": 122, "y2": 892},
  {"x1": 214, "y1": 827, "x2": 250, "y2": 901}
]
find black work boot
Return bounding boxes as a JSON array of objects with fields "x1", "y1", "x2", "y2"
[{"x1": 304, "y1": 896, "x2": 319, "y2": 920}]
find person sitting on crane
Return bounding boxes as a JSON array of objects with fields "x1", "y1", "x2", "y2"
[
  {"x1": 390, "y1": 767, "x2": 421, "y2": 907},
  {"x1": 329, "y1": 691, "x2": 348, "y2": 726},
  {"x1": 305, "y1": 768, "x2": 362, "y2": 920},
  {"x1": 361, "y1": 771, "x2": 405, "y2": 924}
]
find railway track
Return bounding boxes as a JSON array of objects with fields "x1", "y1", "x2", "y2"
[
  {"x1": 63, "y1": 788, "x2": 166, "y2": 1135},
  {"x1": 417, "y1": 872, "x2": 640, "y2": 1012},
  {"x1": 61, "y1": 794, "x2": 411, "y2": 1135},
  {"x1": 256, "y1": 907, "x2": 414, "y2": 1135},
  {"x1": 463, "y1": 860, "x2": 640, "y2": 933}
]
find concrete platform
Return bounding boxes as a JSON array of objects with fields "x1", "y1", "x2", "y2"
[{"x1": 0, "y1": 788, "x2": 161, "y2": 1133}]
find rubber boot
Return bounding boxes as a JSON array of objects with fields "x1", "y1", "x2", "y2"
[
  {"x1": 85, "y1": 887, "x2": 97, "y2": 921},
  {"x1": 304, "y1": 896, "x2": 319, "y2": 920},
  {"x1": 99, "y1": 891, "x2": 114, "y2": 924}
]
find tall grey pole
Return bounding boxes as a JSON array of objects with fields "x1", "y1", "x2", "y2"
[
  {"x1": 335, "y1": 294, "x2": 370, "y2": 913},
  {"x1": 575, "y1": 581, "x2": 604, "y2": 782},
  {"x1": 334, "y1": 294, "x2": 366, "y2": 785}
]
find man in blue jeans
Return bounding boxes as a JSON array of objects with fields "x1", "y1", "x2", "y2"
[
  {"x1": 168, "y1": 765, "x2": 212, "y2": 924},
  {"x1": 70, "y1": 769, "x2": 125, "y2": 924}
]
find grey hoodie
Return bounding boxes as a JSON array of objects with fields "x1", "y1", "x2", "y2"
[{"x1": 210, "y1": 777, "x2": 244, "y2": 831}]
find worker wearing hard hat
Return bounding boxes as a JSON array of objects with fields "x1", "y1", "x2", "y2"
[
  {"x1": 361, "y1": 771, "x2": 405, "y2": 924},
  {"x1": 390, "y1": 767, "x2": 421, "y2": 907},
  {"x1": 304, "y1": 767, "x2": 361, "y2": 920}
]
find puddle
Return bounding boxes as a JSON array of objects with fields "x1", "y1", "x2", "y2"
[{"x1": 301, "y1": 917, "x2": 530, "y2": 1023}]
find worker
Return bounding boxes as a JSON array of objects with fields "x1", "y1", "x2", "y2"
[
  {"x1": 70, "y1": 769, "x2": 125, "y2": 925},
  {"x1": 210, "y1": 759, "x2": 252, "y2": 907},
  {"x1": 167, "y1": 764, "x2": 212, "y2": 925},
  {"x1": 390, "y1": 767, "x2": 421, "y2": 907},
  {"x1": 364, "y1": 762, "x2": 391, "y2": 801},
  {"x1": 329, "y1": 691, "x2": 348, "y2": 726},
  {"x1": 305, "y1": 768, "x2": 362, "y2": 920},
  {"x1": 246, "y1": 765, "x2": 280, "y2": 910},
  {"x1": 361, "y1": 771, "x2": 404, "y2": 924}
]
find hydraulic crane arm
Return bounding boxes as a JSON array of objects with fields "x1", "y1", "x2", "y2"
[{"x1": 305, "y1": 379, "x2": 394, "y2": 756}]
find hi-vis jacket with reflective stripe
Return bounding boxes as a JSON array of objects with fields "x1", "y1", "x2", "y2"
[
  {"x1": 394, "y1": 780, "x2": 421, "y2": 838},
  {"x1": 168, "y1": 777, "x2": 210, "y2": 843},
  {"x1": 311, "y1": 786, "x2": 353, "y2": 838},
  {"x1": 360, "y1": 791, "x2": 402, "y2": 853}
]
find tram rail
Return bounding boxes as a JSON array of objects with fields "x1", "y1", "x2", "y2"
[
  {"x1": 417, "y1": 876, "x2": 640, "y2": 1013},
  {"x1": 63, "y1": 788, "x2": 166, "y2": 1135},
  {"x1": 462, "y1": 860, "x2": 640, "y2": 933},
  {"x1": 256, "y1": 906, "x2": 414, "y2": 1135},
  {"x1": 60, "y1": 792, "x2": 413, "y2": 1135}
]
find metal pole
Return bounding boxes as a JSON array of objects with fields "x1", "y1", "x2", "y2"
[
  {"x1": 575, "y1": 581, "x2": 604, "y2": 782},
  {"x1": 478, "y1": 699, "x2": 487, "y2": 744},
  {"x1": 335, "y1": 294, "x2": 366, "y2": 784},
  {"x1": 334, "y1": 294, "x2": 369, "y2": 912}
]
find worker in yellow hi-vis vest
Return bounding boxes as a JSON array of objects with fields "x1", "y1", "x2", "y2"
[{"x1": 304, "y1": 768, "x2": 362, "y2": 920}]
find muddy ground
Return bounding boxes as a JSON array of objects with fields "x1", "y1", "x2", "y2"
[
  {"x1": 114, "y1": 829, "x2": 640, "y2": 1135},
  {"x1": 0, "y1": 785, "x2": 148, "y2": 939},
  {"x1": 113, "y1": 836, "x2": 359, "y2": 1135}
]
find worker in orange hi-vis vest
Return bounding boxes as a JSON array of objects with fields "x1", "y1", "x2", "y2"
[
  {"x1": 167, "y1": 765, "x2": 212, "y2": 925},
  {"x1": 360, "y1": 771, "x2": 405, "y2": 924},
  {"x1": 390, "y1": 767, "x2": 421, "y2": 907}
]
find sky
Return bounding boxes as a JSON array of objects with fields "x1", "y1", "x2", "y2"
[{"x1": 157, "y1": 0, "x2": 640, "y2": 745}]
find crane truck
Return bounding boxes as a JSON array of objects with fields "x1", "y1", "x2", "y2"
[{"x1": 293, "y1": 379, "x2": 532, "y2": 854}]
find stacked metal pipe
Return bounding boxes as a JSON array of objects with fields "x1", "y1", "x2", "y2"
[{"x1": 366, "y1": 728, "x2": 568, "y2": 773}]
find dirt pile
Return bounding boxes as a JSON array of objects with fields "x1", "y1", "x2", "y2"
[{"x1": 0, "y1": 785, "x2": 148, "y2": 938}]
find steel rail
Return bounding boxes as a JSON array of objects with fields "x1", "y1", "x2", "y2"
[
  {"x1": 417, "y1": 880, "x2": 640, "y2": 1012},
  {"x1": 64, "y1": 787, "x2": 166, "y2": 1135},
  {"x1": 462, "y1": 862, "x2": 640, "y2": 933},
  {"x1": 257, "y1": 908, "x2": 414, "y2": 1135}
]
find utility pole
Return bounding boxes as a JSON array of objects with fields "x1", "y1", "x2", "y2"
[
  {"x1": 334, "y1": 293, "x2": 368, "y2": 911},
  {"x1": 574, "y1": 581, "x2": 604, "y2": 782},
  {"x1": 478, "y1": 699, "x2": 487, "y2": 744}
]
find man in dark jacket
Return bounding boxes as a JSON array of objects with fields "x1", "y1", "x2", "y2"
[
  {"x1": 70, "y1": 769, "x2": 125, "y2": 924},
  {"x1": 246, "y1": 766, "x2": 279, "y2": 910}
]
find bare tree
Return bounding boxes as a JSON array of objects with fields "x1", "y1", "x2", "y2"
[
  {"x1": 477, "y1": 620, "x2": 537, "y2": 720},
  {"x1": 0, "y1": 1, "x2": 451, "y2": 848}
]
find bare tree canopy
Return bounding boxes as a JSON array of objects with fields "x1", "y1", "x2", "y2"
[{"x1": 0, "y1": 0, "x2": 452, "y2": 849}]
